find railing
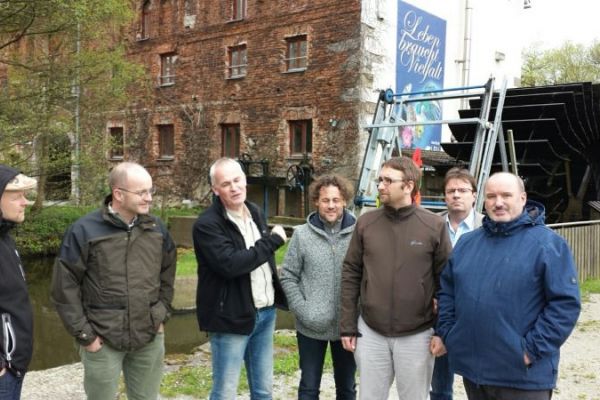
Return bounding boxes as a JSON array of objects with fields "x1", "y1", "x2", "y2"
[{"x1": 548, "y1": 220, "x2": 600, "y2": 282}]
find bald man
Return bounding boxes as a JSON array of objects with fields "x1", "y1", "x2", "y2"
[
  {"x1": 52, "y1": 162, "x2": 176, "y2": 400},
  {"x1": 432, "y1": 172, "x2": 581, "y2": 400}
]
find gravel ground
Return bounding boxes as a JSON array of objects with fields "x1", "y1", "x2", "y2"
[{"x1": 22, "y1": 294, "x2": 599, "y2": 400}]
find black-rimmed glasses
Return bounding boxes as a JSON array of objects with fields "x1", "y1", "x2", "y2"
[{"x1": 373, "y1": 177, "x2": 405, "y2": 186}]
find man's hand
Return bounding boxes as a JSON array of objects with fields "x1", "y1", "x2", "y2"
[
  {"x1": 430, "y1": 335, "x2": 447, "y2": 357},
  {"x1": 0, "y1": 368, "x2": 6, "y2": 377},
  {"x1": 341, "y1": 336, "x2": 357, "y2": 352},
  {"x1": 271, "y1": 225, "x2": 287, "y2": 242},
  {"x1": 84, "y1": 336, "x2": 103, "y2": 353},
  {"x1": 524, "y1": 353, "x2": 531, "y2": 366}
]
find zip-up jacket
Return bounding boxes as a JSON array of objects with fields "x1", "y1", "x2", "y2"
[
  {"x1": 437, "y1": 201, "x2": 581, "y2": 390},
  {"x1": 193, "y1": 198, "x2": 287, "y2": 335},
  {"x1": 340, "y1": 204, "x2": 451, "y2": 337},
  {"x1": 51, "y1": 196, "x2": 177, "y2": 351},
  {"x1": 281, "y1": 210, "x2": 356, "y2": 341},
  {"x1": 0, "y1": 165, "x2": 33, "y2": 376}
]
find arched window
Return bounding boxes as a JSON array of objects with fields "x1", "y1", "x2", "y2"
[{"x1": 141, "y1": 0, "x2": 151, "y2": 39}]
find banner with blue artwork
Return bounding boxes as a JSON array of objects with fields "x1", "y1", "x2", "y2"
[{"x1": 396, "y1": 1, "x2": 446, "y2": 151}]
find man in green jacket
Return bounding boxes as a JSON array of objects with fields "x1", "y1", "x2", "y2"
[
  {"x1": 51, "y1": 162, "x2": 177, "y2": 400},
  {"x1": 340, "y1": 156, "x2": 452, "y2": 400}
]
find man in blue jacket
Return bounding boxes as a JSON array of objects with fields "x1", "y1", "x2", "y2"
[
  {"x1": 193, "y1": 157, "x2": 288, "y2": 400},
  {"x1": 431, "y1": 172, "x2": 581, "y2": 400}
]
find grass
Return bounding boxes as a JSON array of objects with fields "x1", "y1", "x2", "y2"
[
  {"x1": 176, "y1": 242, "x2": 291, "y2": 278},
  {"x1": 176, "y1": 248, "x2": 197, "y2": 277},
  {"x1": 580, "y1": 279, "x2": 600, "y2": 303}
]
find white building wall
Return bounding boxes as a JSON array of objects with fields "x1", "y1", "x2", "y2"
[{"x1": 359, "y1": 0, "x2": 524, "y2": 144}]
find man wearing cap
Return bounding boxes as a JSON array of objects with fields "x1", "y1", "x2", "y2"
[{"x1": 0, "y1": 164, "x2": 37, "y2": 400}]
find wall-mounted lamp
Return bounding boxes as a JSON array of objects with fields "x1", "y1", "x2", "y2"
[
  {"x1": 329, "y1": 117, "x2": 338, "y2": 128},
  {"x1": 494, "y1": 51, "x2": 506, "y2": 62}
]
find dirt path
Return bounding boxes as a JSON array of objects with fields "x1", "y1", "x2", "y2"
[{"x1": 22, "y1": 295, "x2": 600, "y2": 399}]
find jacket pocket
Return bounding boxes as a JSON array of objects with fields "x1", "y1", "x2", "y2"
[
  {"x1": 149, "y1": 301, "x2": 167, "y2": 331},
  {"x1": 86, "y1": 304, "x2": 126, "y2": 348}
]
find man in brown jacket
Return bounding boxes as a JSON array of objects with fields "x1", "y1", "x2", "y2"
[{"x1": 340, "y1": 156, "x2": 452, "y2": 400}]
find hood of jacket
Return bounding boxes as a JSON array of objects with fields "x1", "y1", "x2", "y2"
[
  {"x1": 482, "y1": 200, "x2": 545, "y2": 236},
  {"x1": 307, "y1": 209, "x2": 356, "y2": 235}
]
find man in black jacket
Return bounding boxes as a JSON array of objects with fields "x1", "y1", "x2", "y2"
[
  {"x1": 193, "y1": 157, "x2": 287, "y2": 400},
  {"x1": 0, "y1": 164, "x2": 37, "y2": 400}
]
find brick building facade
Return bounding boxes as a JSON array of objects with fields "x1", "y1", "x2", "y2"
[{"x1": 109, "y1": 0, "x2": 368, "y2": 216}]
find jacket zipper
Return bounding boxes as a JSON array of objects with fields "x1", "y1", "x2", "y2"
[{"x1": 1, "y1": 313, "x2": 15, "y2": 369}]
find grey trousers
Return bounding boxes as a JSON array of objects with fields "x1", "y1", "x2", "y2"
[
  {"x1": 355, "y1": 317, "x2": 434, "y2": 400},
  {"x1": 79, "y1": 333, "x2": 165, "y2": 400}
]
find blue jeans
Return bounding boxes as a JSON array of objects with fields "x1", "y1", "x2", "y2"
[
  {"x1": 0, "y1": 369, "x2": 24, "y2": 400},
  {"x1": 431, "y1": 354, "x2": 453, "y2": 400},
  {"x1": 209, "y1": 306, "x2": 276, "y2": 400},
  {"x1": 297, "y1": 332, "x2": 356, "y2": 400}
]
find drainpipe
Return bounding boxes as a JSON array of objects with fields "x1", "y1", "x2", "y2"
[{"x1": 460, "y1": 0, "x2": 473, "y2": 108}]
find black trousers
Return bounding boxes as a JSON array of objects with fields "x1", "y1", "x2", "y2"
[
  {"x1": 464, "y1": 378, "x2": 552, "y2": 400},
  {"x1": 296, "y1": 331, "x2": 357, "y2": 400}
]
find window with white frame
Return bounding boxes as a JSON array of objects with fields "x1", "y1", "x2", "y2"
[
  {"x1": 160, "y1": 53, "x2": 176, "y2": 86},
  {"x1": 228, "y1": 45, "x2": 247, "y2": 78},
  {"x1": 232, "y1": 0, "x2": 246, "y2": 20},
  {"x1": 286, "y1": 35, "x2": 308, "y2": 71}
]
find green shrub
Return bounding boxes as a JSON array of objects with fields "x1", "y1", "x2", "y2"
[
  {"x1": 12, "y1": 204, "x2": 203, "y2": 258},
  {"x1": 13, "y1": 205, "x2": 93, "y2": 257}
]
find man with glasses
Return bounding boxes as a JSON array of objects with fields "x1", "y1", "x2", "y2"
[
  {"x1": 193, "y1": 157, "x2": 288, "y2": 400},
  {"x1": 340, "y1": 156, "x2": 452, "y2": 399},
  {"x1": 52, "y1": 162, "x2": 176, "y2": 400},
  {"x1": 430, "y1": 167, "x2": 483, "y2": 400}
]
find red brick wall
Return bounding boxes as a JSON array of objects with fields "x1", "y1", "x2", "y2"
[{"x1": 118, "y1": 0, "x2": 363, "y2": 208}]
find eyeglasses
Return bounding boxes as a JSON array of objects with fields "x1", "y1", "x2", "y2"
[
  {"x1": 118, "y1": 187, "x2": 156, "y2": 197},
  {"x1": 445, "y1": 188, "x2": 473, "y2": 195},
  {"x1": 374, "y1": 177, "x2": 405, "y2": 186}
]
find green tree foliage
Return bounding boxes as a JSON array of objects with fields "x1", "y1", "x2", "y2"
[
  {"x1": 522, "y1": 41, "x2": 600, "y2": 86},
  {"x1": 0, "y1": 0, "x2": 145, "y2": 206}
]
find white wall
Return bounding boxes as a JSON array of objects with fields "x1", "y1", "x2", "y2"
[{"x1": 359, "y1": 0, "x2": 524, "y2": 143}]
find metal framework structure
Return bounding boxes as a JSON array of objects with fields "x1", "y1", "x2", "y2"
[{"x1": 353, "y1": 77, "x2": 509, "y2": 214}]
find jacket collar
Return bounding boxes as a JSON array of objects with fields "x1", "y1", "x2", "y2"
[
  {"x1": 483, "y1": 200, "x2": 545, "y2": 236},
  {"x1": 308, "y1": 209, "x2": 356, "y2": 232},
  {"x1": 102, "y1": 194, "x2": 154, "y2": 230},
  {"x1": 383, "y1": 203, "x2": 416, "y2": 221}
]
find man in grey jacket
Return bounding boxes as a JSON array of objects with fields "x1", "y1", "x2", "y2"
[{"x1": 281, "y1": 174, "x2": 357, "y2": 400}]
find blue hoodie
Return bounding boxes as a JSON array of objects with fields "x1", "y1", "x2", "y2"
[{"x1": 437, "y1": 200, "x2": 581, "y2": 390}]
